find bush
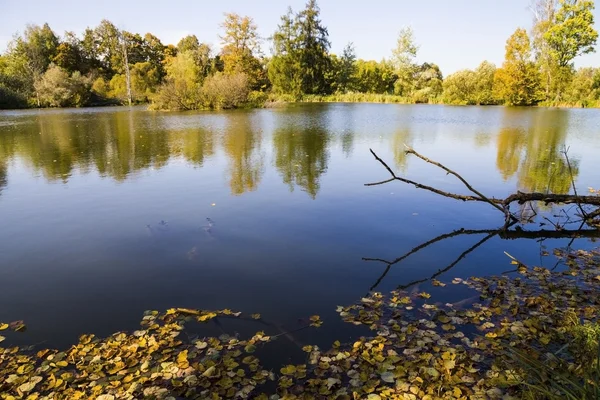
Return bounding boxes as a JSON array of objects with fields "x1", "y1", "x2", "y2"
[
  {"x1": 246, "y1": 91, "x2": 268, "y2": 108},
  {"x1": 0, "y1": 84, "x2": 27, "y2": 109},
  {"x1": 200, "y1": 73, "x2": 250, "y2": 109},
  {"x1": 150, "y1": 80, "x2": 201, "y2": 111},
  {"x1": 34, "y1": 64, "x2": 91, "y2": 107}
]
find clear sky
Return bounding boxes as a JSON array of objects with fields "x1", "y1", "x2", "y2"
[{"x1": 1, "y1": 0, "x2": 599, "y2": 75}]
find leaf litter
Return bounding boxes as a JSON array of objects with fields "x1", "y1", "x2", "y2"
[{"x1": 1, "y1": 248, "x2": 599, "y2": 399}]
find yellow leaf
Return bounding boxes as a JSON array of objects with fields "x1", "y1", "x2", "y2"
[
  {"x1": 177, "y1": 350, "x2": 189, "y2": 369},
  {"x1": 280, "y1": 365, "x2": 297, "y2": 375},
  {"x1": 0, "y1": 323, "x2": 8, "y2": 330},
  {"x1": 444, "y1": 359, "x2": 456, "y2": 370},
  {"x1": 202, "y1": 366, "x2": 216, "y2": 377}
]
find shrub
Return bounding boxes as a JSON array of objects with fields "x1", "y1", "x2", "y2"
[
  {"x1": 0, "y1": 84, "x2": 27, "y2": 109},
  {"x1": 200, "y1": 73, "x2": 250, "y2": 109},
  {"x1": 34, "y1": 64, "x2": 91, "y2": 107}
]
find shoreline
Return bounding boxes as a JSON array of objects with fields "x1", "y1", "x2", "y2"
[{"x1": 2, "y1": 97, "x2": 599, "y2": 112}]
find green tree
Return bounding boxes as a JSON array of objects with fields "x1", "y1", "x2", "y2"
[
  {"x1": 392, "y1": 27, "x2": 419, "y2": 96},
  {"x1": 296, "y1": 0, "x2": 331, "y2": 94},
  {"x1": 545, "y1": 0, "x2": 598, "y2": 68},
  {"x1": 532, "y1": 0, "x2": 598, "y2": 101},
  {"x1": 93, "y1": 20, "x2": 123, "y2": 74},
  {"x1": 3, "y1": 23, "x2": 60, "y2": 105},
  {"x1": 442, "y1": 61, "x2": 498, "y2": 105},
  {"x1": 332, "y1": 42, "x2": 356, "y2": 93},
  {"x1": 34, "y1": 64, "x2": 90, "y2": 107},
  {"x1": 493, "y1": 28, "x2": 542, "y2": 106},
  {"x1": 442, "y1": 69, "x2": 478, "y2": 105},
  {"x1": 473, "y1": 61, "x2": 497, "y2": 105},
  {"x1": 564, "y1": 67, "x2": 600, "y2": 105},
  {"x1": 52, "y1": 33, "x2": 84, "y2": 73},
  {"x1": 412, "y1": 62, "x2": 443, "y2": 103},
  {"x1": 152, "y1": 51, "x2": 203, "y2": 110},
  {"x1": 177, "y1": 35, "x2": 200, "y2": 53},
  {"x1": 141, "y1": 33, "x2": 166, "y2": 77},
  {"x1": 531, "y1": 0, "x2": 560, "y2": 98},
  {"x1": 219, "y1": 13, "x2": 265, "y2": 89},
  {"x1": 269, "y1": 8, "x2": 303, "y2": 97},
  {"x1": 350, "y1": 59, "x2": 396, "y2": 93}
]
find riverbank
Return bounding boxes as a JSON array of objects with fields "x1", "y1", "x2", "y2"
[
  {"x1": 2, "y1": 93, "x2": 599, "y2": 111},
  {"x1": 1, "y1": 248, "x2": 599, "y2": 398}
]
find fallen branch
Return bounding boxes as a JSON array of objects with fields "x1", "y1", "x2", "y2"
[
  {"x1": 365, "y1": 148, "x2": 600, "y2": 227},
  {"x1": 404, "y1": 146, "x2": 514, "y2": 222}
]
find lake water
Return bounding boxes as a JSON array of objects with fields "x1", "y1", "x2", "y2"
[{"x1": 0, "y1": 103, "x2": 599, "y2": 363}]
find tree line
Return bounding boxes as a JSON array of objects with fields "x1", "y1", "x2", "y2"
[{"x1": 0, "y1": 0, "x2": 598, "y2": 110}]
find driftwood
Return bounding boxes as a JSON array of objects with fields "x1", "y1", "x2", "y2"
[{"x1": 366, "y1": 146, "x2": 600, "y2": 227}]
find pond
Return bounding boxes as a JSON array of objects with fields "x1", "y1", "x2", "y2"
[{"x1": 0, "y1": 103, "x2": 599, "y2": 365}]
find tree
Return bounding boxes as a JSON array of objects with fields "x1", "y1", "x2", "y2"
[
  {"x1": 350, "y1": 59, "x2": 396, "y2": 93},
  {"x1": 142, "y1": 33, "x2": 166, "y2": 77},
  {"x1": 332, "y1": 42, "x2": 356, "y2": 93},
  {"x1": 545, "y1": 0, "x2": 598, "y2": 68},
  {"x1": 473, "y1": 61, "x2": 497, "y2": 105},
  {"x1": 412, "y1": 62, "x2": 443, "y2": 103},
  {"x1": 564, "y1": 67, "x2": 600, "y2": 105},
  {"x1": 93, "y1": 20, "x2": 123, "y2": 74},
  {"x1": 177, "y1": 35, "x2": 200, "y2": 53},
  {"x1": 296, "y1": 0, "x2": 331, "y2": 94},
  {"x1": 34, "y1": 64, "x2": 90, "y2": 107},
  {"x1": 3, "y1": 23, "x2": 60, "y2": 105},
  {"x1": 531, "y1": 0, "x2": 559, "y2": 97},
  {"x1": 53, "y1": 32, "x2": 84, "y2": 73},
  {"x1": 269, "y1": 7, "x2": 303, "y2": 97},
  {"x1": 494, "y1": 28, "x2": 542, "y2": 106},
  {"x1": 442, "y1": 62, "x2": 497, "y2": 105},
  {"x1": 442, "y1": 69, "x2": 478, "y2": 105},
  {"x1": 392, "y1": 27, "x2": 419, "y2": 96},
  {"x1": 532, "y1": 0, "x2": 598, "y2": 101},
  {"x1": 219, "y1": 13, "x2": 265, "y2": 90}
]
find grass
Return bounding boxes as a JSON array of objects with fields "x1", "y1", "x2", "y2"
[{"x1": 506, "y1": 321, "x2": 600, "y2": 400}]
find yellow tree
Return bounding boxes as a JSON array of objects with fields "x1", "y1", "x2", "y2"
[
  {"x1": 494, "y1": 28, "x2": 542, "y2": 106},
  {"x1": 219, "y1": 13, "x2": 265, "y2": 90}
]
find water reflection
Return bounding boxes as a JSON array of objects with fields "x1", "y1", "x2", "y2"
[
  {"x1": 0, "y1": 105, "x2": 594, "y2": 199},
  {"x1": 170, "y1": 127, "x2": 215, "y2": 167},
  {"x1": 496, "y1": 108, "x2": 578, "y2": 194},
  {"x1": 273, "y1": 125, "x2": 330, "y2": 199},
  {"x1": 392, "y1": 129, "x2": 412, "y2": 171},
  {"x1": 223, "y1": 115, "x2": 264, "y2": 195}
]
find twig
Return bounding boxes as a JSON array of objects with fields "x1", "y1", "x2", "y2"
[
  {"x1": 562, "y1": 146, "x2": 587, "y2": 219},
  {"x1": 504, "y1": 251, "x2": 529, "y2": 269},
  {"x1": 404, "y1": 145, "x2": 516, "y2": 222},
  {"x1": 366, "y1": 149, "x2": 487, "y2": 203}
]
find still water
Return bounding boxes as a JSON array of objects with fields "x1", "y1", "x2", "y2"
[{"x1": 0, "y1": 103, "x2": 599, "y2": 360}]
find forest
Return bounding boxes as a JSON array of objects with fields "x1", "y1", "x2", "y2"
[{"x1": 0, "y1": 0, "x2": 598, "y2": 110}]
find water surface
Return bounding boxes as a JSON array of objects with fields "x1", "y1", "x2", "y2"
[{"x1": 1, "y1": 103, "x2": 599, "y2": 358}]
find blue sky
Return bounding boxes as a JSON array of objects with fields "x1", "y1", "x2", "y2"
[{"x1": 1, "y1": 0, "x2": 599, "y2": 75}]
